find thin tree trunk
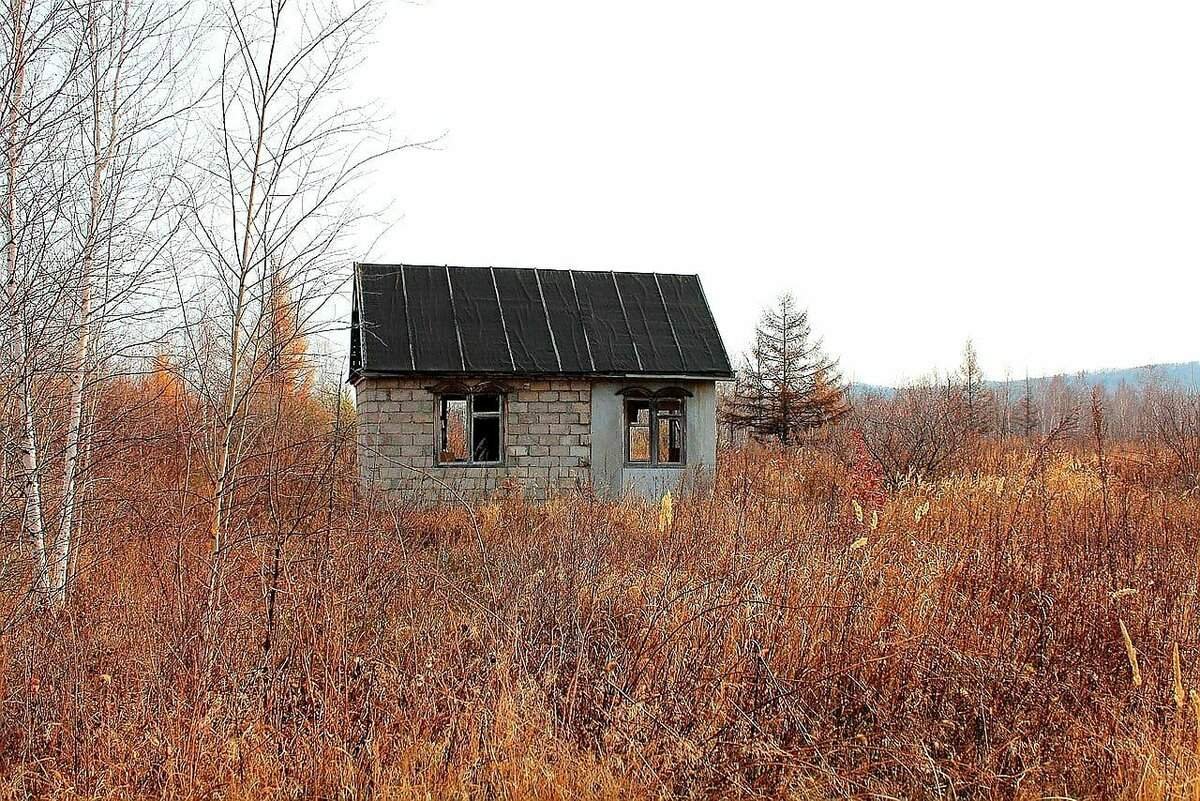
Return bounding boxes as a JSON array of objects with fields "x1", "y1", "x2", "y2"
[
  {"x1": 206, "y1": 19, "x2": 280, "y2": 637},
  {"x1": 55, "y1": 0, "x2": 119, "y2": 607},
  {"x1": 4, "y1": 0, "x2": 49, "y2": 603},
  {"x1": 17, "y1": 356, "x2": 47, "y2": 598},
  {"x1": 54, "y1": 280, "x2": 88, "y2": 605}
]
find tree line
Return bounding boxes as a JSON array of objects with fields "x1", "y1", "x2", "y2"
[{"x1": 721, "y1": 296, "x2": 1200, "y2": 489}]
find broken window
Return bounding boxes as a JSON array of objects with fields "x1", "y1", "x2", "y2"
[
  {"x1": 626, "y1": 399, "x2": 652, "y2": 463},
  {"x1": 624, "y1": 395, "x2": 686, "y2": 466},
  {"x1": 438, "y1": 392, "x2": 503, "y2": 465},
  {"x1": 656, "y1": 398, "x2": 684, "y2": 464}
]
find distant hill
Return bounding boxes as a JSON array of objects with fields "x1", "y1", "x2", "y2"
[
  {"x1": 1002, "y1": 362, "x2": 1200, "y2": 394},
  {"x1": 851, "y1": 361, "x2": 1200, "y2": 396}
]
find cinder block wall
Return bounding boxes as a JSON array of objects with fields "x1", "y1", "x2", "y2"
[{"x1": 356, "y1": 377, "x2": 592, "y2": 501}]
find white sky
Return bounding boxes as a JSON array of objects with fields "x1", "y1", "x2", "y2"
[{"x1": 350, "y1": 1, "x2": 1200, "y2": 386}]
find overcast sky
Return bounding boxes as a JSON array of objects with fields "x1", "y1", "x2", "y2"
[{"x1": 350, "y1": 1, "x2": 1200, "y2": 386}]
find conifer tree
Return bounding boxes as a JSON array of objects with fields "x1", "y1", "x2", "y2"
[
  {"x1": 724, "y1": 293, "x2": 848, "y2": 445},
  {"x1": 1017, "y1": 372, "x2": 1040, "y2": 438},
  {"x1": 957, "y1": 338, "x2": 992, "y2": 434}
]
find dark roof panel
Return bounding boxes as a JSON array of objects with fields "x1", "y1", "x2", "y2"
[
  {"x1": 573, "y1": 270, "x2": 641, "y2": 373},
  {"x1": 449, "y1": 266, "x2": 512, "y2": 371},
  {"x1": 493, "y1": 267, "x2": 558, "y2": 372},
  {"x1": 404, "y1": 266, "x2": 461, "y2": 371},
  {"x1": 352, "y1": 264, "x2": 732, "y2": 378},
  {"x1": 356, "y1": 265, "x2": 413, "y2": 371},
  {"x1": 614, "y1": 272, "x2": 686, "y2": 374},
  {"x1": 656, "y1": 273, "x2": 732, "y2": 375},
  {"x1": 538, "y1": 269, "x2": 593, "y2": 373}
]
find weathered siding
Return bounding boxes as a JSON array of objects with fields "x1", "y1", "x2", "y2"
[{"x1": 356, "y1": 377, "x2": 591, "y2": 501}]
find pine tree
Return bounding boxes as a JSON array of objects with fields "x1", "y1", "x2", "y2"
[
  {"x1": 957, "y1": 338, "x2": 992, "y2": 434},
  {"x1": 724, "y1": 293, "x2": 848, "y2": 445},
  {"x1": 1017, "y1": 372, "x2": 1040, "y2": 438}
]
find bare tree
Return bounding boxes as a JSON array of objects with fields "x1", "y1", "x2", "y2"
[
  {"x1": 0, "y1": 0, "x2": 197, "y2": 609},
  {"x1": 48, "y1": 0, "x2": 198, "y2": 607},
  {"x1": 1144, "y1": 382, "x2": 1200, "y2": 487},
  {"x1": 2, "y1": 0, "x2": 91, "y2": 604},
  {"x1": 995, "y1": 367, "x2": 1013, "y2": 436},
  {"x1": 177, "y1": 0, "x2": 419, "y2": 641},
  {"x1": 853, "y1": 377, "x2": 969, "y2": 488}
]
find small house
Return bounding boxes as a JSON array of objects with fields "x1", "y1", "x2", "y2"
[{"x1": 350, "y1": 264, "x2": 733, "y2": 500}]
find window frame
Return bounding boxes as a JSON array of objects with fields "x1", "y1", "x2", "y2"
[
  {"x1": 435, "y1": 391, "x2": 505, "y2": 467},
  {"x1": 623, "y1": 394, "x2": 687, "y2": 468}
]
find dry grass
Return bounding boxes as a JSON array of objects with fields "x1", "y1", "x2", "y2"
[{"x1": 2, "y1": 383, "x2": 1200, "y2": 799}]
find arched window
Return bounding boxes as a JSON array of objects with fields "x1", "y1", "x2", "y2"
[{"x1": 620, "y1": 388, "x2": 688, "y2": 466}]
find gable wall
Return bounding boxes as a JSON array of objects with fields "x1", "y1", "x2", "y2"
[{"x1": 356, "y1": 377, "x2": 592, "y2": 501}]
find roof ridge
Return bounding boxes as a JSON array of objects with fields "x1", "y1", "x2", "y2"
[{"x1": 357, "y1": 262, "x2": 701, "y2": 278}]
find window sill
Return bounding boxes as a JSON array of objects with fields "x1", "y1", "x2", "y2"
[
  {"x1": 435, "y1": 462, "x2": 505, "y2": 469},
  {"x1": 623, "y1": 463, "x2": 687, "y2": 470}
]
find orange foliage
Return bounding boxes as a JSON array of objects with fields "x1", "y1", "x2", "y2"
[{"x1": 1, "y1": 381, "x2": 1199, "y2": 799}]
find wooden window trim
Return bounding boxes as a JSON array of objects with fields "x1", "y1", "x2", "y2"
[
  {"x1": 436, "y1": 391, "x2": 505, "y2": 467},
  {"x1": 623, "y1": 395, "x2": 687, "y2": 468}
]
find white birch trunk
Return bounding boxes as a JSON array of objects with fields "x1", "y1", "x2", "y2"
[
  {"x1": 54, "y1": 0, "x2": 115, "y2": 607},
  {"x1": 4, "y1": 0, "x2": 49, "y2": 604},
  {"x1": 54, "y1": 282, "x2": 89, "y2": 606}
]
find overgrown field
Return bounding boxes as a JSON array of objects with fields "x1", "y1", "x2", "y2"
[{"x1": 2, "y1": 383, "x2": 1199, "y2": 799}]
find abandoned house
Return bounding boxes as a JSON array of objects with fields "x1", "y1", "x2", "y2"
[{"x1": 350, "y1": 264, "x2": 733, "y2": 500}]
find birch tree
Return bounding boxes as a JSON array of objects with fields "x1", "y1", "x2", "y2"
[
  {"x1": 52, "y1": 0, "x2": 196, "y2": 606},
  {"x1": 2, "y1": 0, "x2": 89, "y2": 604},
  {"x1": 2, "y1": 0, "x2": 48, "y2": 599},
  {"x1": 0, "y1": 0, "x2": 198, "y2": 609},
  {"x1": 181, "y1": 0, "x2": 413, "y2": 639}
]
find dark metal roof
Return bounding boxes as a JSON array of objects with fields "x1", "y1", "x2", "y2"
[{"x1": 351, "y1": 264, "x2": 733, "y2": 379}]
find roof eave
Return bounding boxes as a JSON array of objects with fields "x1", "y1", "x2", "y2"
[{"x1": 352, "y1": 369, "x2": 734, "y2": 382}]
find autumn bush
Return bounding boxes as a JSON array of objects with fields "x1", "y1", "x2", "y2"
[{"x1": 2, "y1": 378, "x2": 1200, "y2": 799}]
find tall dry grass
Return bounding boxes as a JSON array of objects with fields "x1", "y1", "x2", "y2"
[{"x1": 2, "y1": 380, "x2": 1199, "y2": 799}]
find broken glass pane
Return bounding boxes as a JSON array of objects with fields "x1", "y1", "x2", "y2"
[
  {"x1": 657, "y1": 415, "x2": 684, "y2": 464},
  {"x1": 627, "y1": 399, "x2": 651, "y2": 462},
  {"x1": 473, "y1": 415, "x2": 501, "y2": 462},
  {"x1": 440, "y1": 397, "x2": 469, "y2": 463},
  {"x1": 657, "y1": 398, "x2": 682, "y2": 416},
  {"x1": 655, "y1": 399, "x2": 683, "y2": 465},
  {"x1": 473, "y1": 393, "x2": 501, "y2": 413}
]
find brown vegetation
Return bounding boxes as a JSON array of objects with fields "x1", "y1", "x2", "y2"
[
  {"x1": 3, "y1": 0, "x2": 1193, "y2": 796},
  {"x1": 2, "y1": 375, "x2": 1200, "y2": 799}
]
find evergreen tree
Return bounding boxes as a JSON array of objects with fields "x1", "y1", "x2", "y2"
[
  {"x1": 1017, "y1": 372, "x2": 1040, "y2": 438},
  {"x1": 957, "y1": 338, "x2": 992, "y2": 434},
  {"x1": 724, "y1": 293, "x2": 848, "y2": 445}
]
